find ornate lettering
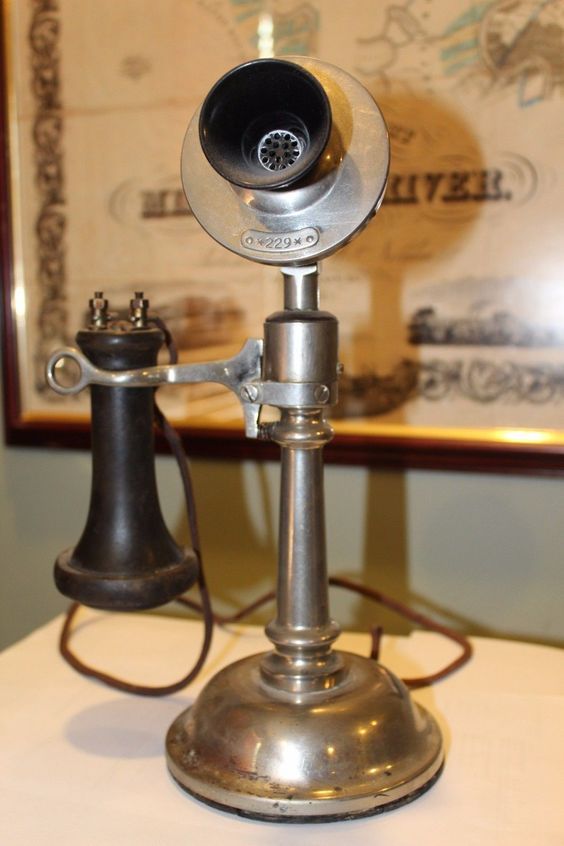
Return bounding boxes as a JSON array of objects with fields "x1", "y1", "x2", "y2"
[{"x1": 383, "y1": 167, "x2": 515, "y2": 206}]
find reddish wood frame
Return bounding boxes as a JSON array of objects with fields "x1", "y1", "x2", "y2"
[{"x1": 2, "y1": 8, "x2": 564, "y2": 476}]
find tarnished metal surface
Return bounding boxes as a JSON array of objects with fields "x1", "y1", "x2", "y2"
[
  {"x1": 165, "y1": 268, "x2": 444, "y2": 820},
  {"x1": 166, "y1": 651, "x2": 443, "y2": 820}
]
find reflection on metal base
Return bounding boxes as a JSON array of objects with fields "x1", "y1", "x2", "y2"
[{"x1": 166, "y1": 651, "x2": 443, "y2": 822}]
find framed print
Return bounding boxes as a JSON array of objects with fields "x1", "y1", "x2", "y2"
[{"x1": 3, "y1": 0, "x2": 564, "y2": 473}]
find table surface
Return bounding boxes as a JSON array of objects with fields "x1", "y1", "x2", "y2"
[{"x1": 1, "y1": 610, "x2": 562, "y2": 846}]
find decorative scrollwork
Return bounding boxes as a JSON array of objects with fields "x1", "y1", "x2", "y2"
[
  {"x1": 29, "y1": 0, "x2": 68, "y2": 395},
  {"x1": 335, "y1": 358, "x2": 564, "y2": 418},
  {"x1": 408, "y1": 306, "x2": 564, "y2": 348}
]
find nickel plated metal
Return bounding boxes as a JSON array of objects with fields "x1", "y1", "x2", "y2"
[
  {"x1": 46, "y1": 333, "x2": 338, "y2": 441},
  {"x1": 170, "y1": 54, "x2": 443, "y2": 819},
  {"x1": 166, "y1": 266, "x2": 443, "y2": 821},
  {"x1": 47, "y1": 56, "x2": 444, "y2": 822},
  {"x1": 181, "y1": 57, "x2": 389, "y2": 267}
]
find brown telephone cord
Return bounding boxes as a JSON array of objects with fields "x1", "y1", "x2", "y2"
[
  {"x1": 175, "y1": 578, "x2": 473, "y2": 691},
  {"x1": 59, "y1": 432, "x2": 473, "y2": 695},
  {"x1": 60, "y1": 574, "x2": 472, "y2": 695},
  {"x1": 59, "y1": 317, "x2": 473, "y2": 695}
]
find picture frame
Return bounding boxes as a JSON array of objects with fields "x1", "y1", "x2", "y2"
[{"x1": 3, "y1": 0, "x2": 564, "y2": 474}]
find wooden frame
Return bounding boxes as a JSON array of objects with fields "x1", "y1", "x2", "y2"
[{"x1": 3, "y1": 1, "x2": 564, "y2": 474}]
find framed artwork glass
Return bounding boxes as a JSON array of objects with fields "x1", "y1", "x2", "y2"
[{"x1": 3, "y1": 0, "x2": 564, "y2": 472}]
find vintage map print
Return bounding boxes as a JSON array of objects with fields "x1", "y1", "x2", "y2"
[{"x1": 5, "y1": 0, "x2": 564, "y2": 446}]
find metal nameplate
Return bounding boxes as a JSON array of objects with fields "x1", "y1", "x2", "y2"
[{"x1": 241, "y1": 227, "x2": 319, "y2": 252}]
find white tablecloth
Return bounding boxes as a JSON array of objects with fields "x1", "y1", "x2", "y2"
[{"x1": 1, "y1": 610, "x2": 562, "y2": 845}]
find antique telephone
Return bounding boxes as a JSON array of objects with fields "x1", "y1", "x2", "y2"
[{"x1": 46, "y1": 58, "x2": 446, "y2": 821}]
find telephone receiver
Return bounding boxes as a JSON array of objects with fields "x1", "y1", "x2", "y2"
[{"x1": 52, "y1": 293, "x2": 199, "y2": 611}]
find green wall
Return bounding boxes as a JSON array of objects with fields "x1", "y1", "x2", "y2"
[{"x1": 1, "y1": 408, "x2": 563, "y2": 650}]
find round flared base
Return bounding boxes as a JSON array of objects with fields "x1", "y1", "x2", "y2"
[
  {"x1": 54, "y1": 547, "x2": 199, "y2": 610},
  {"x1": 166, "y1": 651, "x2": 444, "y2": 822}
]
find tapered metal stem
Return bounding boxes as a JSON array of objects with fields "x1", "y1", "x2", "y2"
[
  {"x1": 276, "y1": 440, "x2": 329, "y2": 631},
  {"x1": 261, "y1": 268, "x2": 342, "y2": 692}
]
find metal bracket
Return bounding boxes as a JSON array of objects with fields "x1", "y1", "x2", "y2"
[
  {"x1": 239, "y1": 380, "x2": 337, "y2": 409},
  {"x1": 46, "y1": 338, "x2": 264, "y2": 438},
  {"x1": 46, "y1": 336, "x2": 339, "y2": 441}
]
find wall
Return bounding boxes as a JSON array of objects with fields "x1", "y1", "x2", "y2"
[{"x1": 1, "y1": 397, "x2": 563, "y2": 651}]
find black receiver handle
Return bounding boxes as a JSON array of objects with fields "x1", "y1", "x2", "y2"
[{"x1": 54, "y1": 323, "x2": 198, "y2": 611}]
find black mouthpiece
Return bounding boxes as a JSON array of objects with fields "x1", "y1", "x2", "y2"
[{"x1": 199, "y1": 59, "x2": 331, "y2": 191}]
